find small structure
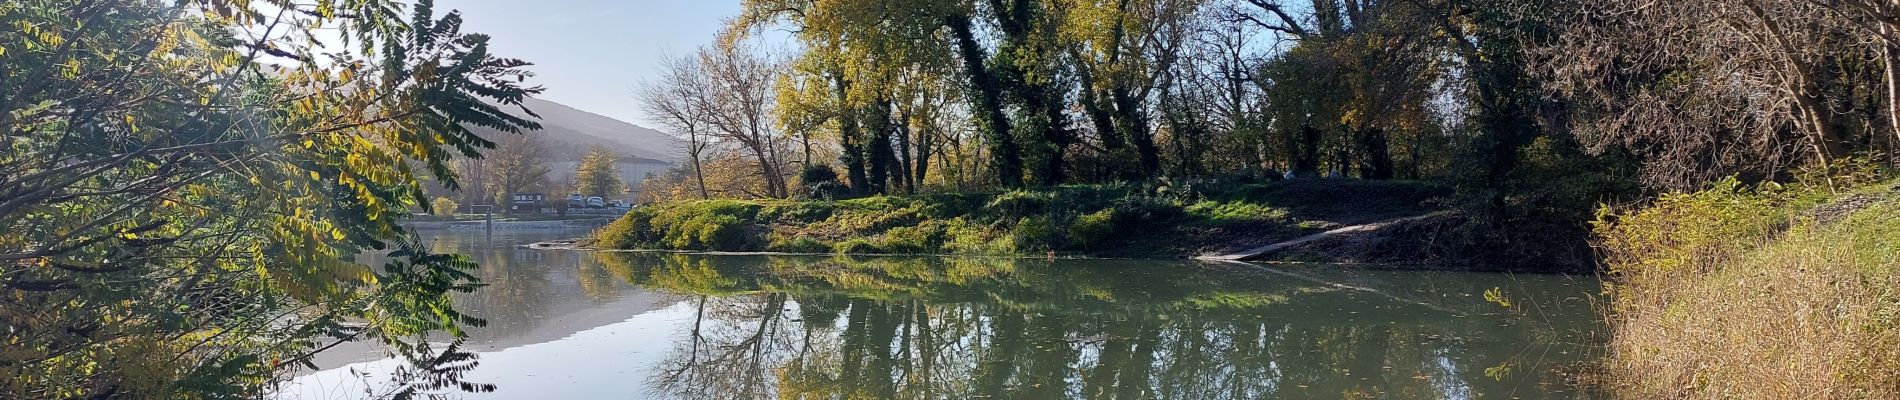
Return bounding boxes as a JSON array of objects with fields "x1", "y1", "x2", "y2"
[{"x1": 508, "y1": 193, "x2": 546, "y2": 214}]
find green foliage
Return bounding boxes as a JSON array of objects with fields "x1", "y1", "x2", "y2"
[
  {"x1": 798, "y1": 165, "x2": 848, "y2": 200},
  {"x1": 648, "y1": 201, "x2": 764, "y2": 251},
  {"x1": 594, "y1": 207, "x2": 659, "y2": 249},
  {"x1": 0, "y1": 0, "x2": 541, "y2": 396},
  {"x1": 1010, "y1": 216, "x2": 1060, "y2": 252},
  {"x1": 760, "y1": 201, "x2": 836, "y2": 223},
  {"x1": 1069, "y1": 209, "x2": 1120, "y2": 248},
  {"x1": 597, "y1": 180, "x2": 1450, "y2": 258},
  {"x1": 1598, "y1": 175, "x2": 1900, "y2": 398},
  {"x1": 1594, "y1": 177, "x2": 1812, "y2": 275},
  {"x1": 1185, "y1": 201, "x2": 1287, "y2": 224},
  {"x1": 574, "y1": 146, "x2": 624, "y2": 197}
]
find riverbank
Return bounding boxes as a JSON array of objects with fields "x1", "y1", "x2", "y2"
[
  {"x1": 591, "y1": 179, "x2": 1463, "y2": 260},
  {"x1": 403, "y1": 217, "x2": 613, "y2": 231},
  {"x1": 1596, "y1": 177, "x2": 1900, "y2": 398}
]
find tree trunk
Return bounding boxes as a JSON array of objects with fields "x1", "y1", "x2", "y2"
[
  {"x1": 690, "y1": 152, "x2": 709, "y2": 199},
  {"x1": 1355, "y1": 127, "x2": 1393, "y2": 180},
  {"x1": 1885, "y1": 25, "x2": 1900, "y2": 164},
  {"x1": 915, "y1": 121, "x2": 933, "y2": 191},
  {"x1": 1113, "y1": 87, "x2": 1158, "y2": 177},
  {"x1": 867, "y1": 100, "x2": 896, "y2": 194},
  {"x1": 894, "y1": 104, "x2": 916, "y2": 194},
  {"x1": 945, "y1": 14, "x2": 1024, "y2": 187}
]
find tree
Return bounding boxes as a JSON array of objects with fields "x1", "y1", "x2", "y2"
[
  {"x1": 1064, "y1": 0, "x2": 1200, "y2": 180},
  {"x1": 700, "y1": 43, "x2": 792, "y2": 198},
  {"x1": 433, "y1": 197, "x2": 462, "y2": 215},
  {"x1": 1541, "y1": 0, "x2": 1900, "y2": 188},
  {"x1": 489, "y1": 132, "x2": 554, "y2": 206},
  {"x1": 0, "y1": 0, "x2": 540, "y2": 397},
  {"x1": 574, "y1": 146, "x2": 626, "y2": 198},
  {"x1": 640, "y1": 53, "x2": 717, "y2": 199}
]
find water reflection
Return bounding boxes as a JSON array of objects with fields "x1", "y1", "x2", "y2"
[
  {"x1": 600, "y1": 254, "x2": 1603, "y2": 400},
  {"x1": 285, "y1": 231, "x2": 1603, "y2": 399}
]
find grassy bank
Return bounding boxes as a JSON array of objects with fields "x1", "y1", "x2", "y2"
[
  {"x1": 1596, "y1": 177, "x2": 1900, "y2": 398},
  {"x1": 592, "y1": 179, "x2": 1450, "y2": 259}
]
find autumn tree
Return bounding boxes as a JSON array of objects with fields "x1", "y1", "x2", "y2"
[
  {"x1": 574, "y1": 146, "x2": 626, "y2": 198},
  {"x1": 0, "y1": 0, "x2": 541, "y2": 396}
]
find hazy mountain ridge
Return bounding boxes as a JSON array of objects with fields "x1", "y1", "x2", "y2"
[{"x1": 477, "y1": 97, "x2": 682, "y2": 163}]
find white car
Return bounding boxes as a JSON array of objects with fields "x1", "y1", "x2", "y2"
[{"x1": 586, "y1": 196, "x2": 606, "y2": 208}]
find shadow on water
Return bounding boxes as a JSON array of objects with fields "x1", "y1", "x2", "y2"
[{"x1": 285, "y1": 230, "x2": 1605, "y2": 399}]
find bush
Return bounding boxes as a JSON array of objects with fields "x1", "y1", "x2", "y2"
[
  {"x1": 1597, "y1": 176, "x2": 1898, "y2": 398},
  {"x1": 1010, "y1": 216, "x2": 1059, "y2": 252},
  {"x1": 833, "y1": 238, "x2": 881, "y2": 254},
  {"x1": 873, "y1": 225, "x2": 944, "y2": 254},
  {"x1": 1069, "y1": 209, "x2": 1119, "y2": 249},
  {"x1": 798, "y1": 165, "x2": 848, "y2": 199},
  {"x1": 986, "y1": 190, "x2": 1055, "y2": 220},
  {"x1": 431, "y1": 197, "x2": 459, "y2": 215},
  {"x1": 599, "y1": 200, "x2": 763, "y2": 251},
  {"x1": 593, "y1": 207, "x2": 657, "y2": 248}
]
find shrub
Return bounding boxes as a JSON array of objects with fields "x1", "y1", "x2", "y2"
[
  {"x1": 986, "y1": 190, "x2": 1055, "y2": 220},
  {"x1": 833, "y1": 238, "x2": 881, "y2": 254},
  {"x1": 594, "y1": 208, "x2": 657, "y2": 249},
  {"x1": 430, "y1": 197, "x2": 459, "y2": 215},
  {"x1": 1069, "y1": 209, "x2": 1119, "y2": 249},
  {"x1": 940, "y1": 219, "x2": 1008, "y2": 254},
  {"x1": 621, "y1": 200, "x2": 765, "y2": 251},
  {"x1": 1596, "y1": 176, "x2": 1898, "y2": 398},
  {"x1": 683, "y1": 214, "x2": 756, "y2": 250},
  {"x1": 1010, "y1": 216, "x2": 1059, "y2": 251},
  {"x1": 798, "y1": 165, "x2": 848, "y2": 199},
  {"x1": 873, "y1": 225, "x2": 944, "y2": 254}
]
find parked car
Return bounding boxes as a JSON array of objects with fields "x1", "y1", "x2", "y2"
[
  {"x1": 586, "y1": 196, "x2": 606, "y2": 208},
  {"x1": 566, "y1": 194, "x2": 585, "y2": 208}
]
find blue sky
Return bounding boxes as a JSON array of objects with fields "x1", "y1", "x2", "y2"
[{"x1": 438, "y1": 0, "x2": 743, "y2": 125}]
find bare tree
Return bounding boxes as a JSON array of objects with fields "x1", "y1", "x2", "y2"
[
  {"x1": 640, "y1": 53, "x2": 717, "y2": 199},
  {"x1": 700, "y1": 43, "x2": 792, "y2": 198},
  {"x1": 488, "y1": 132, "x2": 554, "y2": 208},
  {"x1": 1541, "y1": 0, "x2": 1898, "y2": 187}
]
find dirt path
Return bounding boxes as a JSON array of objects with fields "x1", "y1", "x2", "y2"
[{"x1": 1195, "y1": 212, "x2": 1444, "y2": 261}]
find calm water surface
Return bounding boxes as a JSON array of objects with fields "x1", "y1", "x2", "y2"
[{"x1": 279, "y1": 229, "x2": 1605, "y2": 399}]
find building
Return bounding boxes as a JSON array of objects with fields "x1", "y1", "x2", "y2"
[{"x1": 509, "y1": 193, "x2": 546, "y2": 214}]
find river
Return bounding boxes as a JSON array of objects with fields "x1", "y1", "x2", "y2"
[{"x1": 277, "y1": 228, "x2": 1606, "y2": 399}]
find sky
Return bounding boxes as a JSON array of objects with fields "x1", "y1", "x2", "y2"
[{"x1": 436, "y1": 0, "x2": 744, "y2": 126}]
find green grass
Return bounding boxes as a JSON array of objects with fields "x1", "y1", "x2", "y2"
[{"x1": 592, "y1": 179, "x2": 1450, "y2": 257}]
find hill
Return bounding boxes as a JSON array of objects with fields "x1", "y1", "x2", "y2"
[{"x1": 476, "y1": 97, "x2": 683, "y2": 163}]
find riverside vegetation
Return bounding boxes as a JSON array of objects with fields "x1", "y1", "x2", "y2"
[
  {"x1": 595, "y1": 179, "x2": 1468, "y2": 261},
  {"x1": 12, "y1": 0, "x2": 1900, "y2": 397},
  {"x1": 1595, "y1": 164, "x2": 1900, "y2": 398}
]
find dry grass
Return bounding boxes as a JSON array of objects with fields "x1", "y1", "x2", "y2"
[{"x1": 1599, "y1": 179, "x2": 1900, "y2": 398}]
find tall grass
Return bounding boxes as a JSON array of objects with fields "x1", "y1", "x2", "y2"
[{"x1": 1596, "y1": 177, "x2": 1900, "y2": 398}]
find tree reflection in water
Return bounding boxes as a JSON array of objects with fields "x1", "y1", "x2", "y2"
[{"x1": 591, "y1": 253, "x2": 1604, "y2": 399}]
